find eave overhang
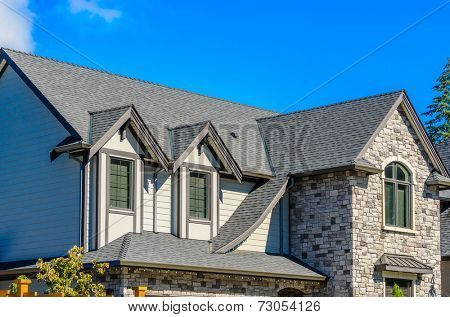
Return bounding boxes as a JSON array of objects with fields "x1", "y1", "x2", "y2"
[{"x1": 98, "y1": 260, "x2": 327, "y2": 281}]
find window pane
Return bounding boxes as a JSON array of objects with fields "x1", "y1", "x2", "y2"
[
  {"x1": 189, "y1": 171, "x2": 210, "y2": 220},
  {"x1": 385, "y1": 182, "x2": 395, "y2": 226},
  {"x1": 110, "y1": 159, "x2": 132, "y2": 209},
  {"x1": 397, "y1": 184, "x2": 410, "y2": 228},
  {"x1": 385, "y1": 279, "x2": 412, "y2": 297},
  {"x1": 396, "y1": 164, "x2": 410, "y2": 182},
  {"x1": 385, "y1": 163, "x2": 394, "y2": 179}
]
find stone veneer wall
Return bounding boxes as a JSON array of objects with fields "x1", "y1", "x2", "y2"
[
  {"x1": 355, "y1": 106, "x2": 441, "y2": 296},
  {"x1": 290, "y1": 106, "x2": 441, "y2": 297},
  {"x1": 102, "y1": 267, "x2": 325, "y2": 297},
  {"x1": 290, "y1": 171, "x2": 355, "y2": 296}
]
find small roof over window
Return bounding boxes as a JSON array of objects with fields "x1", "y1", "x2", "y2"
[{"x1": 375, "y1": 254, "x2": 433, "y2": 274}]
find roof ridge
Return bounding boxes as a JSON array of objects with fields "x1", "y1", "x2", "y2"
[
  {"x1": 258, "y1": 90, "x2": 405, "y2": 121},
  {"x1": 1, "y1": 47, "x2": 278, "y2": 115},
  {"x1": 118, "y1": 233, "x2": 133, "y2": 260}
]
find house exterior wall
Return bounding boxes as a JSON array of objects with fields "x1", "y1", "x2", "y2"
[
  {"x1": 0, "y1": 66, "x2": 81, "y2": 262},
  {"x1": 355, "y1": 106, "x2": 441, "y2": 297},
  {"x1": 219, "y1": 179, "x2": 253, "y2": 226},
  {"x1": 103, "y1": 266, "x2": 325, "y2": 297},
  {"x1": 94, "y1": 129, "x2": 144, "y2": 248},
  {"x1": 154, "y1": 171, "x2": 172, "y2": 234},
  {"x1": 290, "y1": 171, "x2": 354, "y2": 296},
  {"x1": 290, "y1": 106, "x2": 441, "y2": 297},
  {"x1": 238, "y1": 195, "x2": 289, "y2": 254}
]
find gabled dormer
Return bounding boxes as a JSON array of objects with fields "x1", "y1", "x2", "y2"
[{"x1": 169, "y1": 121, "x2": 243, "y2": 241}]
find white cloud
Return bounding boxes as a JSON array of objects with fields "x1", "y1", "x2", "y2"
[
  {"x1": 0, "y1": 0, "x2": 35, "y2": 52},
  {"x1": 69, "y1": 0, "x2": 121, "y2": 22}
]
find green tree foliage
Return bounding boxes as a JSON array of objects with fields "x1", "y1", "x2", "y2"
[
  {"x1": 424, "y1": 58, "x2": 450, "y2": 142},
  {"x1": 392, "y1": 282, "x2": 404, "y2": 297},
  {"x1": 36, "y1": 246, "x2": 109, "y2": 297},
  {"x1": 8, "y1": 274, "x2": 28, "y2": 295}
]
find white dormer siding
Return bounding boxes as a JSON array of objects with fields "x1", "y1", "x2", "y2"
[
  {"x1": 176, "y1": 145, "x2": 220, "y2": 240},
  {"x1": 0, "y1": 66, "x2": 82, "y2": 262},
  {"x1": 237, "y1": 194, "x2": 289, "y2": 254},
  {"x1": 90, "y1": 124, "x2": 286, "y2": 253},
  {"x1": 93, "y1": 128, "x2": 144, "y2": 248},
  {"x1": 219, "y1": 179, "x2": 254, "y2": 226}
]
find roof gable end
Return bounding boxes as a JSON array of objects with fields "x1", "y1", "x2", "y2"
[{"x1": 171, "y1": 121, "x2": 243, "y2": 182}]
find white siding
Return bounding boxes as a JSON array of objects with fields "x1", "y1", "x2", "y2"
[
  {"x1": 103, "y1": 128, "x2": 144, "y2": 154},
  {"x1": 155, "y1": 171, "x2": 172, "y2": 233},
  {"x1": 237, "y1": 195, "x2": 289, "y2": 253},
  {"x1": 219, "y1": 179, "x2": 254, "y2": 227},
  {"x1": 108, "y1": 213, "x2": 134, "y2": 242},
  {"x1": 88, "y1": 157, "x2": 98, "y2": 250},
  {"x1": 184, "y1": 146, "x2": 219, "y2": 167},
  {"x1": 0, "y1": 66, "x2": 81, "y2": 262},
  {"x1": 142, "y1": 167, "x2": 155, "y2": 232},
  {"x1": 95, "y1": 128, "x2": 144, "y2": 247}
]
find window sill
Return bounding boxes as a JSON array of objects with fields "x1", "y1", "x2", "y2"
[
  {"x1": 189, "y1": 218, "x2": 211, "y2": 224},
  {"x1": 382, "y1": 226, "x2": 418, "y2": 235},
  {"x1": 109, "y1": 208, "x2": 135, "y2": 215}
]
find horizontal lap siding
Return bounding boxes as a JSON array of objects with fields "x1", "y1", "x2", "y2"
[
  {"x1": 219, "y1": 179, "x2": 253, "y2": 227},
  {"x1": 156, "y1": 171, "x2": 172, "y2": 233},
  {"x1": 238, "y1": 195, "x2": 289, "y2": 253},
  {"x1": 237, "y1": 206, "x2": 280, "y2": 253},
  {"x1": 0, "y1": 66, "x2": 81, "y2": 262},
  {"x1": 142, "y1": 168, "x2": 154, "y2": 231}
]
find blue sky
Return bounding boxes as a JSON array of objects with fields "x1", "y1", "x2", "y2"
[{"x1": 1, "y1": 0, "x2": 449, "y2": 118}]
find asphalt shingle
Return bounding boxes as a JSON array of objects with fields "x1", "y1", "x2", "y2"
[
  {"x1": 211, "y1": 176, "x2": 288, "y2": 253},
  {"x1": 1, "y1": 48, "x2": 275, "y2": 175},
  {"x1": 83, "y1": 231, "x2": 325, "y2": 280},
  {"x1": 258, "y1": 91, "x2": 403, "y2": 175}
]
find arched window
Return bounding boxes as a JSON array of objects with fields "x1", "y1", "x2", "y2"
[
  {"x1": 384, "y1": 162, "x2": 412, "y2": 228},
  {"x1": 278, "y1": 288, "x2": 304, "y2": 297}
]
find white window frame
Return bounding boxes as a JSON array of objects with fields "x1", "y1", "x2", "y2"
[{"x1": 381, "y1": 156, "x2": 417, "y2": 234}]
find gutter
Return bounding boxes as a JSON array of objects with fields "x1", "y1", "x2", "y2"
[
  {"x1": 426, "y1": 179, "x2": 450, "y2": 189},
  {"x1": 51, "y1": 141, "x2": 91, "y2": 161},
  {"x1": 290, "y1": 162, "x2": 382, "y2": 178}
]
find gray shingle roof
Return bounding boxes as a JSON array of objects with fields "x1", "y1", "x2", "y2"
[
  {"x1": 89, "y1": 105, "x2": 131, "y2": 144},
  {"x1": 211, "y1": 176, "x2": 288, "y2": 253},
  {"x1": 169, "y1": 121, "x2": 209, "y2": 160},
  {"x1": 2, "y1": 48, "x2": 275, "y2": 175},
  {"x1": 442, "y1": 208, "x2": 450, "y2": 258},
  {"x1": 375, "y1": 253, "x2": 433, "y2": 274},
  {"x1": 435, "y1": 139, "x2": 450, "y2": 173},
  {"x1": 83, "y1": 231, "x2": 326, "y2": 280},
  {"x1": 258, "y1": 91, "x2": 403, "y2": 174},
  {"x1": 426, "y1": 171, "x2": 450, "y2": 186},
  {"x1": 435, "y1": 140, "x2": 450, "y2": 200}
]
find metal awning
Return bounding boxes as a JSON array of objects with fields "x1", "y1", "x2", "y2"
[{"x1": 375, "y1": 254, "x2": 433, "y2": 274}]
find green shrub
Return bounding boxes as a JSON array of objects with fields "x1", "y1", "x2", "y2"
[
  {"x1": 8, "y1": 274, "x2": 29, "y2": 295},
  {"x1": 36, "y1": 246, "x2": 109, "y2": 297},
  {"x1": 392, "y1": 283, "x2": 404, "y2": 297}
]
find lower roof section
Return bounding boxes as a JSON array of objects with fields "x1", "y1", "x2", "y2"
[{"x1": 83, "y1": 231, "x2": 326, "y2": 281}]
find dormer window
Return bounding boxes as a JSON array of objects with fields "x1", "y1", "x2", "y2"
[
  {"x1": 109, "y1": 158, "x2": 133, "y2": 210},
  {"x1": 189, "y1": 171, "x2": 211, "y2": 220},
  {"x1": 384, "y1": 162, "x2": 411, "y2": 228}
]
